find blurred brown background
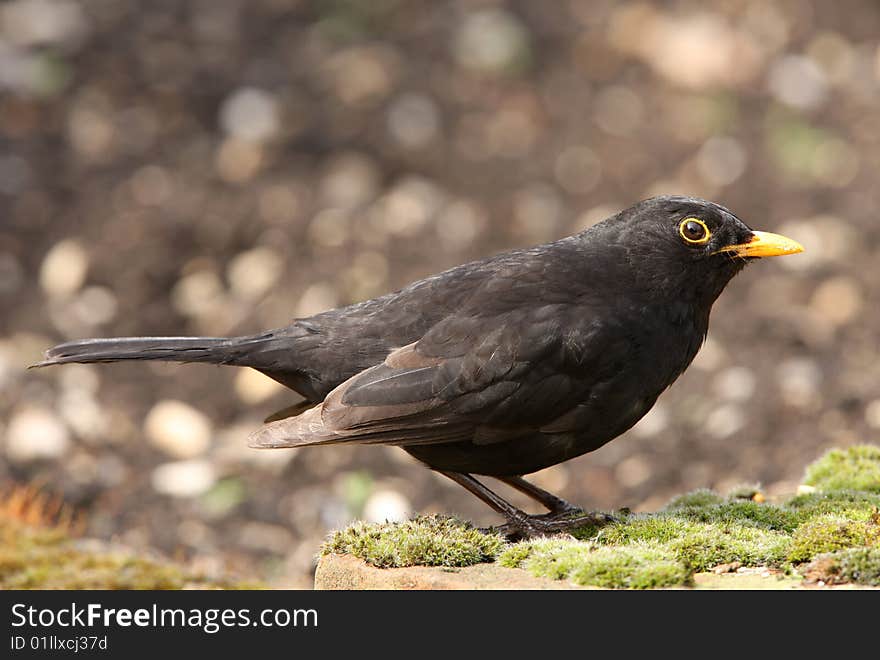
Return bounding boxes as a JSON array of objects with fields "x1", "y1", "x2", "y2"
[{"x1": 1, "y1": 0, "x2": 879, "y2": 587}]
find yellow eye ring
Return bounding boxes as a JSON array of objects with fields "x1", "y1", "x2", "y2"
[{"x1": 679, "y1": 218, "x2": 711, "y2": 244}]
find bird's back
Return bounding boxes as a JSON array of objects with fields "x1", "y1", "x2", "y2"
[{"x1": 285, "y1": 235, "x2": 597, "y2": 398}]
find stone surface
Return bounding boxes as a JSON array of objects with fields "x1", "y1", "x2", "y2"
[
  {"x1": 314, "y1": 554, "x2": 878, "y2": 590},
  {"x1": 315, "y1": 554, "x2": 578, "y2": 590}
]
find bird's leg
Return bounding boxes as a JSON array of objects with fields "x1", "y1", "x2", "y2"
[
  {"x1": 439, "y1": 471, "x2": 527, "y2": 522},
  {"x1": 439, "y1": 471, "x2": 615, "y2": 540},
  {"x1": 496, "y1": 475, "x2": 581, "y2": 515}
]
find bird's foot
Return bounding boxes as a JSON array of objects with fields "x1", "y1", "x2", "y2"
[
  {"x1": 487, "y1": 509, "x2": 618, "y2": 541},
  {"x1": 545, "y1": 500, "x2": 583, "y2": 516}
]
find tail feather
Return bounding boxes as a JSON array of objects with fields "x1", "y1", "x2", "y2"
[{"x1": 32, "y1": 336, "x2": 251, "y2": 368}]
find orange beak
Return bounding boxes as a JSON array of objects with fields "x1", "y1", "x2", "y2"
[{"x1": 714, "y1": 231, "x2": 805, "y2": 258}]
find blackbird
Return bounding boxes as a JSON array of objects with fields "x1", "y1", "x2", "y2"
[{"x1": 35, "y1": 196, "x2": 803, "y2": 537}]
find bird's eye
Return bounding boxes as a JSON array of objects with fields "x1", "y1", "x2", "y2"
[{"x1": 679, "y1": 218, "x2": 711, "y2": 245}]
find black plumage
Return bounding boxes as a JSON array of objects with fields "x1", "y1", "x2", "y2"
[{"x1": 35, "y1": 196, "x2": 803, "y2": 536}]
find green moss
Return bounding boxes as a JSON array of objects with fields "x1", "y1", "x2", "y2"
[
  {"x1": 787, "y1": 488, "x2": 880, "y2": 510},
  {"x1": 0, "y1": 520, "x2": 253, "y2": 589},
  {"x1": 725, "y1": 483, "x2": 764, "y2": 500},
  {"x1": 671, "y1": 500, "x2": 803, "y2": 532},
  {"x1": 593, "y1": 513, "x2": 789, "y2": 571},
  {"x1": 567, "y1": 545, "x2": 691, "y2": 589},
  {"x1": 502, "y1": 538, "x2": 691, "y2": 589},
  {"x1": 662, "y1": 487, "x2": 811, "y2": 533},
  {"x1": 664, "y1": 489, "x2": 724, "y2": 510},
  {"x1": 805, "y1": 548, "x2": 880, "y2": 586},
  {"x1": 499, "y1": 538, "x2": 580, "y2": 577},
  {"x1": 667, "y1": 524, "x2": 790, "y2": 571},
  {"x1": 598, "y1": 515, "x2": 706, "y2": 545},
  {"x1": 786, "y1": 490, "x2": 880, "y2": 521},
  {"x1": 322, "y1": 515, "x2": 504, "y2": 568},
  {"x1": 803, "y1": 445, "x2": 880, "y2": 492},
  {"x1": 787, "y1": 514, "x2": 880, "y2": 563},
  {"x1": 497, "y1": 543, "x2": 533, "y2": 569}
]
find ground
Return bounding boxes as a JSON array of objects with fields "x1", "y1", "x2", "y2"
[{"x1": 3, "y1": 444, "x2": 878, "y2": 589}]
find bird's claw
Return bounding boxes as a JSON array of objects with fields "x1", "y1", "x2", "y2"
[{"x1": 485, "y1": 509, "x2": 618, "y2": 540}]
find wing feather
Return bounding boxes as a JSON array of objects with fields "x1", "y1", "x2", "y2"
[{"x1": 247, "y1": 307, "x2": 604, "y2": 450}]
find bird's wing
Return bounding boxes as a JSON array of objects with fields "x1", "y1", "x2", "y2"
[{"x1": 248, "y1": 305, "x2": 628, "y2": 449}]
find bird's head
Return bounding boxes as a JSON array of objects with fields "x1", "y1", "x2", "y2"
[{"x1": 593, "y1": 195, "x2": 804, "y2": 306}]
